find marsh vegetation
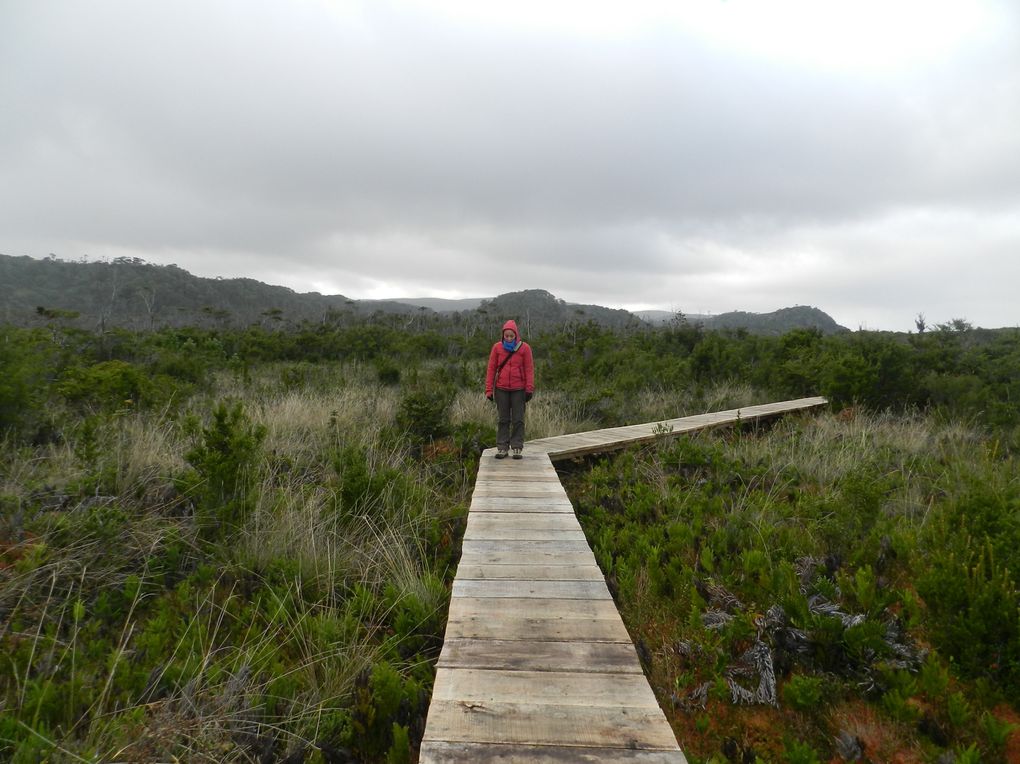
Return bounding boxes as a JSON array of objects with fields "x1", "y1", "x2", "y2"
[{"x1": 1, "y1": 316, "x2": 1018, "y2": 761}]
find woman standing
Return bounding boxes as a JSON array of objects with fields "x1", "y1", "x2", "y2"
[{"x1": 485, "y1": 319, "x2": 535, "y2": 459}]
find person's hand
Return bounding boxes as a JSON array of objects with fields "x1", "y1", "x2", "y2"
[
  {"x1": 525, "y1": 392, "x2": 533, "y2": 402},
  {"x1": 486, "y1": 393, "x2": 493, "y2": 402}
]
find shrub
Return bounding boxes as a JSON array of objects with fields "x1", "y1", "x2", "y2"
[
  {"x1": 917, "y1": 542, "x2": 1020, "y2": 699},
  {"x1": 783, "y1": 738, "x2": 822, "y2": 764},
  {"x1": 782, "y1": 674, "x2": 825, "y2": 712},
  {"x1": 396, "y1": 385, "x2": 454, "y2": 444},
  {"x1": 184, "y1": 400, "x2": 266, "y2": 536},
  {"x1": 57, "y1": 360, "x2": 151, "y2": 410},
  {"x1": 0, "y1": 333, "x2": 45, "y2": 436}
]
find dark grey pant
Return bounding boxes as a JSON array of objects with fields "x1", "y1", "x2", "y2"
[{"x1": 494, "y1": 388, "x2": 527, "y2": 449}]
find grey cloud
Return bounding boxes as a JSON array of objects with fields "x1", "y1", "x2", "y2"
[{"x1": 2, "y1": 1, "x2": 1019, "y2": 331}]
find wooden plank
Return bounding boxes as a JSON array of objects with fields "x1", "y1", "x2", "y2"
[
  {"x1": 469, "y1": 497, "x2": 575, "y2": 512},
  {"x1": 480, "y1": 473, "x2": 562, "y2": 482},
  {"x1": 473, "y1": 485, "x2": 568, "y2": 496},
  {"x1": 454, "y1": 564, "x2": 605, "y2": 581},
  {"x1": 437, "y1": 638, "x2": 643, "y2": 673},
  {"x1": 422, "y1": 700, "x2": 680, "y2": 749},
  {"x1": 463, "y1": 527, "x2": 587, "y2": 541},
  {"x1": 447, "y1": 597, "x2": 620, "y2": 620},
  {"x1": 532, "y1": 397, "x2": 828, "y2": 460},
  {"x1": 466, "y1": 513, "x2": 583, "y2": 531},
  {"x1": 457, "y1": 550, "x2": 599, "y2": 566},
  {"x1": 420, "y1": 399, "x2": 828, "y2": 760},
  {"x1": 420, "y1": 741, "x2": 687, "y2": 764},
  {"x1": 432, "y1": 668, "x2": 660, "y2": 708},
  {"x1": 452, "y1": 579, "x2": 612, "y2": 600},
  {"x1": 444, "y1": 616, "x2": 632, "y2": 642},
  {"x1": 459, "y1": 539, "x2": 593, "y2": 554}
]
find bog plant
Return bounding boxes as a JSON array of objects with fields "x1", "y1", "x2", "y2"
[
  {"x1": 183, "y1": 400, "x2": 266, "y2": 537},
  {"x1": 563, "y1": 410, "x2": 1020, "y2": 762},
  {"x1": 3, "y1": 314, "x2": 1020, "y2": 761}
]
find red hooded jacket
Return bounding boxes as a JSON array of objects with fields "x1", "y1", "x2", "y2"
[{"x1": 485, "y1": 319, "x2": 534, "y2": 397}]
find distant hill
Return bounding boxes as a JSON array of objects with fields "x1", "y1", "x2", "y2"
[
  {"x1": 634, "y1": 310, "x2": 710, "y2": 325},
  {"x1": 702, "y1": 306, "x2": 848, "y2": 335},
  {"x1": 0, "y1": 254, "x2": 426, "y2": 329},
  {"x1": 637, "y1": 306, "x2": 848, "y2": 335},
  {"x1": 0, "y1": 253, "x2": 847, "y2": 335},
  {"x1": 477, "y1": 289, "x2": 644, "y2": 333},
  {"x1": 397, "y1": 297, "x2": 487, "y2": 312}
]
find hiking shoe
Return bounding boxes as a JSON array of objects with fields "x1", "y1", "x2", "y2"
[
  {"x1": 495, "y1": 449, "x2": 509, "y2": 459},
  {"x1": 511, "y1": 448, "x2": 523, "y2": 459}
]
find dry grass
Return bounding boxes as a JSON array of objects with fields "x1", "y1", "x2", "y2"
[
  {"x1": 110, "y1": 412, "x2": 188, "y2": 496},
  {"x1": 252, "y1": 386, "x2": 400, "y2": 457},
  {"x1": 0, "y1": 439, "x2": 82, "y2": 504}
]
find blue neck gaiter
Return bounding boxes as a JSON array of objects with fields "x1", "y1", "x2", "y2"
[{"x1": 502, "y1": 339, "x2": 516, "y2": 352}]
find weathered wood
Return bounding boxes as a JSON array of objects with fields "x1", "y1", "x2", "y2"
[
  {"x1": 437, "y1": 638, "x2": 643, "y2": 673},
  {"x1": 464, "y1": 527, "x2": 588, "y2": 541},
  {"x1": 422, "y1": 398, "x2": 826, "y2": 760},
  {"x1": 454, "y1": 563, "x2": 605, "y2": 581},
  {"x1": 443, "y1": 616, "x2": 633, "y2": 642},
  {"x1": 469, "y1": 497, "x2": 576, "y2": 512},
  {"x1": 530, "y1": 397, "x2": 828, "y2": 460},
  {"x1": 422, "y1": 700, "x2": 681, "y2": 749},
  {"x1": 472, "y1": 487, "x2": 569, "y2": 498},
  {"x1": 452, "y1": 579, "x2": 612, "y2": 600},
  {"x1": 420, "y1": 742, "x2": 687, "y2": 764},
  {"x1": 432, "y1": 668, "x2": 660, "y2": 707},
  {"x1": 480, "y1": 473, "x2": 563, "y2": 482},
  {"x1": 447, "y1": 597, "x2": 620, "y2": 620},
  {"x1": 459, "y1": 539, "x2": 595, "y2": 554},
  {"x1": 466, "y1": 513, "x2": 583, "y2": 531},
  {"x1": 457, "y1": 550, "x2": 600, "y2": 566}
]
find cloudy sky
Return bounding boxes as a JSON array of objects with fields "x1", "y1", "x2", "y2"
[{"x1": 2, "y1": 1, "x2": 1018, "y2": 330}]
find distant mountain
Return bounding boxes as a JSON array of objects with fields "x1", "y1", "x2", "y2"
[
  {"x1": 0, "y1": 253, "x2": 425, "y2": 329},
  {"x1": 396, "y1": 297, "x2": 487, "y2": 313},
  {"x1": 477, "y1": 289, "x2": 644, "y2": 333},
  {"x1": 634, "y1": 310, "x2": 710, "y2": 325},
  {"x1": 0, "y1": 253, "x2": 848, "y2": 335},
  {"x1": 637, "y1": 306, "x2": 847, "y2": 335},
  {"x1": 703, "y1": 306, "x2": 848, "y2": 335}
]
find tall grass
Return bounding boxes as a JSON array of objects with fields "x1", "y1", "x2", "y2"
[
  {"x1": 563, "y1": 406, "x2": 1020, "y2": 763},
  {"x1": 0, "y1": 366, "x2": 474, "y2": 761}
]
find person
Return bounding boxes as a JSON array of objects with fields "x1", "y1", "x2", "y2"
[{"x1": 485, "y1": 319, "x2": 535, "y2": 459}]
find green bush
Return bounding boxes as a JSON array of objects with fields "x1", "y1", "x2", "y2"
[
  {"x1": 184, "y1": 400, "x2": 266, "y2": 536},
  {"x1": 782, "y1": 674, "x2": 825, "y2": 712},
  {"x1": 783, "y1": 738, "x2": 822, "y2": 764},
  {"x1": 396, "y1": 385, "x2": 453, "y2": 444},
  {"x1": 0, "y1": 333, "x2": 45, "y2": 436},
  {"x1": 918, "y1": 542, "x2": 1020, "y2": 699},
  {"x1": 57, "y1": 360, "x2": 151, "y2": 410},
  {"x1": 347, "y1": 662, "x2": 425, "y2": 760}
]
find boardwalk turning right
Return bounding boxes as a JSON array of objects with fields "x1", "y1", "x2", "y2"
[{"x1": 421, "y1": 397, "x2": 827, "y2": 762}]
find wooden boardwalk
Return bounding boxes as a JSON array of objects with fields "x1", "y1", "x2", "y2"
[
  {"x1": 419, "y1": 397, "x2": 827, "y2": 763},
  {"x1": 530, "y1": 397, "x2": 828, "y2": 461}
]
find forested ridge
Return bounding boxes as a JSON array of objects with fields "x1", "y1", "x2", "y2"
[
  {"x1": 1, "y1": 311, "x2": 1018, "y2": 761},
  {"x1": 1, "y1": 253, "x2": 847, "y2": 336}
]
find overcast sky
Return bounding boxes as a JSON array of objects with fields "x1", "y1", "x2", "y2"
[{"x1": 3, "y1": 1, "x2": 1018, "y2": 330}]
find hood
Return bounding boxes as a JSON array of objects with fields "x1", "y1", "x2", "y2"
[{"x1": 502, "y1": 319, "x2": 520, "y2": 340}]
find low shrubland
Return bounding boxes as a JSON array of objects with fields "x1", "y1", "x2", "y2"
[
  {"x1": 0, "y1": 364, "x2": 475, "y2": 762},
  {"x1": 561, "y1": 409, "x2": 1019, "y2": 763},
  {"x1": 2, "y1": 316, "x2": 1019, "y2": 761}
]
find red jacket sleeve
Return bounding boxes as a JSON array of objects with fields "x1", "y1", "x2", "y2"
[
  {"x1": 485, "y1": 344, "x2": 499, "y2": 397},
  {"x1": 523, "y1": 343, "x2": 534, "y2": 394}
]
